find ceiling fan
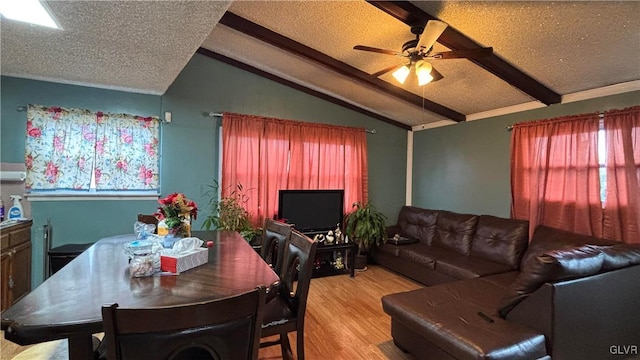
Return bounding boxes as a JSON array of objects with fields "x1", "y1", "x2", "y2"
[{"x1": 354, "y1": 20, "x2": 493, "y2": 86}]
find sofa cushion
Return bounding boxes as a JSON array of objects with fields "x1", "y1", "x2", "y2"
[
  {"x1": 521, "y1": 225, "x2": 615, "y2": 268},
  {"x1": 478, "y1": 271, "x2": 521, "y2": 289},
  {"x1": 497, "y1": 245, "x2": 605, "y2": 317},
  {"x1": 395, "y1": 235, "x2": 512, "y2": 280},
  {"x1": 398, "y1": 245, "x2": 471, "y2": 273},
  {"x1": 376, "y1": 243, "x2": 401, "y2": 257},
  {"x1": 470, "y1": 215, "x2": 529, "y2": 270},
  {"x1": 432, "y1": 211, "x2": 479, "y2": 255},
  {"x1": 398, "y1": 244, "x2": 437, "y2": 269},
  {"x1": 387, "y1": 235, "x2": 419, "y2": 246},
  {"x1": 435, "y1": 254, "x2": 514, "y2": 280},
  {"x1": 598, "y1": 243, "x2": 640, "y2": 271},
  {"x1": 397, "y1": 206, "x2": 439, "y2": 245},
  {"x1": 382, "y1": 279, "x2": 547, "y2": 360}
]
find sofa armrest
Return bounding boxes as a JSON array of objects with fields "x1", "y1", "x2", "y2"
[
  {"x1": 386, "y1": 225, "x2": 401, "y2": 238},
  {"x1": 507, "y1": 265, "x2": 640, "y2": 359}
]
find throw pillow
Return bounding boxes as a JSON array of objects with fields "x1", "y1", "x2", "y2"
[
  {"x1": 598, "y1": 244, "x2": 640, "y2": 271},
  {"x1": 497, "y1": 245, "x2": 605, "y2": 318}
]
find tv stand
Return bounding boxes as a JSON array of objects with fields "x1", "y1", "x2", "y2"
[{"x1": 306, "y1": 239, "x2": 356, "y2": 278}]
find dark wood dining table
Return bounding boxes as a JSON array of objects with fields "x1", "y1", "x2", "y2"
[{"x1": 1, "y1": 230, "x2": 278, "y2": 360}]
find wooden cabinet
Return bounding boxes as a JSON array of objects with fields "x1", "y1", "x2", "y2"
[{"x1": 1, "y1": 221, "x2": 32, "y2": 312}]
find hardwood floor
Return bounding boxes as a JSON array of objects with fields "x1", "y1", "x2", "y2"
[{"x1": 1, "y1": 265, "x2": 421, "y2": 360}]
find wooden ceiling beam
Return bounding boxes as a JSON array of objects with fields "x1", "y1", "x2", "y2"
[
  {"x1": 196, "y1": 48, "x2": 412, "y2": 130},
  {"x1": 219, "y1": 12, "x2": 466, "y2": 122},
  {"x1": 368, "y1": 0, "x2": 562, "y2": 105}
]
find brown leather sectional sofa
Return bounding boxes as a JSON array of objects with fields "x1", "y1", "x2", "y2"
[{"x1": 374, "y1": 206, "x2": 640, "y2": 360}]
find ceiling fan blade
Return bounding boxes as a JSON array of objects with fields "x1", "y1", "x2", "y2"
[
  {"x1": 428, "y1": 47, "x2": 493, "y2": 60},
  {"x1": 371, "y1": 63, "x2": 405, "y2": 77},
  {"x1": 416, "y1": 20, "x2": 448, "y2": 54},
  {"x1": 353, "y1": 45, "x2": 402, "y2": 56},
  {"x1": 430, "y1": 67, "x2": 444, "y2": 82}
]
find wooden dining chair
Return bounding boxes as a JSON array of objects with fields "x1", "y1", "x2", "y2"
[
  {"x1": 101, "y1": 287, "x2": 266, "y2": 360},
  {"x1": 260, "y1": 218, "x2": 293, "y2": 276},
  {"x1": 260, "y1": 230, "x2": 318, "y2": 360}
]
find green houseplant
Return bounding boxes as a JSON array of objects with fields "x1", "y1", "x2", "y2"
[
  {"x1": 202, "y1": 181, "x2": 261, "y2": 242},
  {"x1": 343, "y1": 202, "x2": 387, "y2": 269}
]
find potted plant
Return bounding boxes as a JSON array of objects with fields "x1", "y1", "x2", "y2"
[
  {"x1": 154, "y1": 192, "x2": 198, "y2": 238},
  {"x1": 201, "y1": 181, "x2": 262, "y2": 243},
  {"x1": 343, "y1": 201, "x2": 387, "y2": 270}
]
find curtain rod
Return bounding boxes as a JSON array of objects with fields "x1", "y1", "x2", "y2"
[
  {"x1": 17, "y1": 106, "x2": 376, "y2": 134},
  {"x1": 505, "y1": 112, "x2": 605, "y2": 131},
  {"x1": 204, "y1": 111, "x2": 377, "y2": 134}
]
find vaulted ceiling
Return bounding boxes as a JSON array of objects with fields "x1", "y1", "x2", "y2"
[{"x1": 2, "y1": 1, "x2": 639, "y2": 130}]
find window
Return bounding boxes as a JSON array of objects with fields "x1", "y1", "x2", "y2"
[
  {"x1": 597, "y1": 118, "x2": 607, "y2": 205},
  {"x1": 24, "y1": 104, "x2": 160, "y2": 200},
  {"x1": 511, "y1": 106, "x2": 640, "y2": 244},
  {"x1": 220, "y1": 112, "x2": 368, "y2": 226}
]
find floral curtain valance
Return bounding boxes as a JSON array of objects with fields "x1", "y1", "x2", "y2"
[{"x1": 25, "y1": 104, "x2": 160, "y2": 191}]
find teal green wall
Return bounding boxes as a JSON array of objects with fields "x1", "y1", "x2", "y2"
[
  {"x1": 1, "y1": 76, "x2": 163, "y2": 287},
  {"x1": 0, "y1": 53, "x2": 407, "y2": 287},
  {"x1": 163, "y1": 54, "x2": 407, "y2": 224},
  {"x1": 412, "y1": 91, "x2": 640, "y2": 217}
]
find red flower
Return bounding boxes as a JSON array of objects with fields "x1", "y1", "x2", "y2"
[
  {"x1": 116, "y1": 159, "x2": 128, "y2": 172},
  {"x1": 144, "y1": 143, "x2": 156, "y2": 156},
  {"x1": 48, "y1": 107, "x2": 62, "y2": 120},
  {"x1": 54, "y1": 136, "x2": 65, "y2": 152},
  {"x1": 155, "y1": 193, "x2": 198, "y2": 228},
  {"x1": 158, "y1": 192, "x2": 179, "y2": 206},
  {"x1": 27, "y1": 122, "x2": 42, "y2": 138},
  {"x1": 95, "y1": 139, "x2": 105, "y2": 155},
  {"x1": 45, "y1": 162, "x2": 59, "y2": 183},
  {"x1": 96, "y1": 112, "x2": 104, "y2": 123}
]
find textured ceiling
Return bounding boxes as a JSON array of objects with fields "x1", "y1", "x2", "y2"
[
  {"x1": 413, "y1": 1, "x2": 640, "y2": 93},
  {"x1": 1, "y1": 0, "x2": 231, "y2": 94},
  {"x1": 1, "y1": 1, "x2": 639, "y2": 128}
]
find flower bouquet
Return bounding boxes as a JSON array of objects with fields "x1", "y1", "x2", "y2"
[{"x1": 154, "y1": 193, "x2": 198, "y2": 237}]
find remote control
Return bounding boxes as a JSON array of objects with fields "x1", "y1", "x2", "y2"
[{"x1": 477, "y1": 311, "x2": 494, "y2": 323}]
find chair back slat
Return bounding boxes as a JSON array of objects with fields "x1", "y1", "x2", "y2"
[
  {"x1": 279, "y1": 230, "x2": 318, "y2": 318},
  {"x1": 102, "y1": 287, "x2": 266, "y2": 360},
  {"x1": 260, "y1": 219, "x2": 293, "y2": 276}
]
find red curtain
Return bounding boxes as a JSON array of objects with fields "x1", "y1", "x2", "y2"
[
  {"x1": 603, "y1": 107, "x2": 640, "y2": 243},
  {"x1": 221, "y1": 112, "x2": 368, "y2": 227},
  {"x1": 511, "y1": 113, "x2": 603, "y2": 239}
]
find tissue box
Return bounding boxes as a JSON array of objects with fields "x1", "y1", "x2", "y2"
[{"x1": 160, "y1": 248, "x2": 208, "y2": 273}]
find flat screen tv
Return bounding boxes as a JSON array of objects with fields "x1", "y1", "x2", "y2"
[{"x1": 277, "y1": 189, "x2": 344, "y2": 234}]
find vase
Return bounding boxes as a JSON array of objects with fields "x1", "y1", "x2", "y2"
[
  {"x1": 182, "y1": 217, "x2": 192, "y2": 237},
  {"x1": 163, "y1": 229, "x2": 182, "y2": 248}
]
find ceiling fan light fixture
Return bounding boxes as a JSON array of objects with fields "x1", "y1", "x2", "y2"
[
  {"x1": 415, "y1": 60, "x2": 433, "y2": 86},
  {"x1": 392, "y1": 65, "x2": 410, "y2": 84}
]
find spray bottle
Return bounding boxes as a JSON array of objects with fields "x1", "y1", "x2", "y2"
[
  {"x1": 0, "y1": 195, "x2": 4, "y2": 222},
  {"x1": 8, "y1": 195, "x2": 24, "y2": 220}
]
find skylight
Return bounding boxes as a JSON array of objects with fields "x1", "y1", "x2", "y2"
[{"x1": 0, "y1": 0, "x2": 60, "y2": 29}]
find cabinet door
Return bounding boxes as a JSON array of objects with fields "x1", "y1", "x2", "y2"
[
  {"x1": 1, "y1": 251, "x2": 11, "y2": 312},
  {"x1": 10, "y1": 241, "x2": 32, "y2": 305}
]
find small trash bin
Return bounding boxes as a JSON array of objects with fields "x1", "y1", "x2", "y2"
[{"x1": 48, "y1": 243, "x2": 92, "y2": 274}]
